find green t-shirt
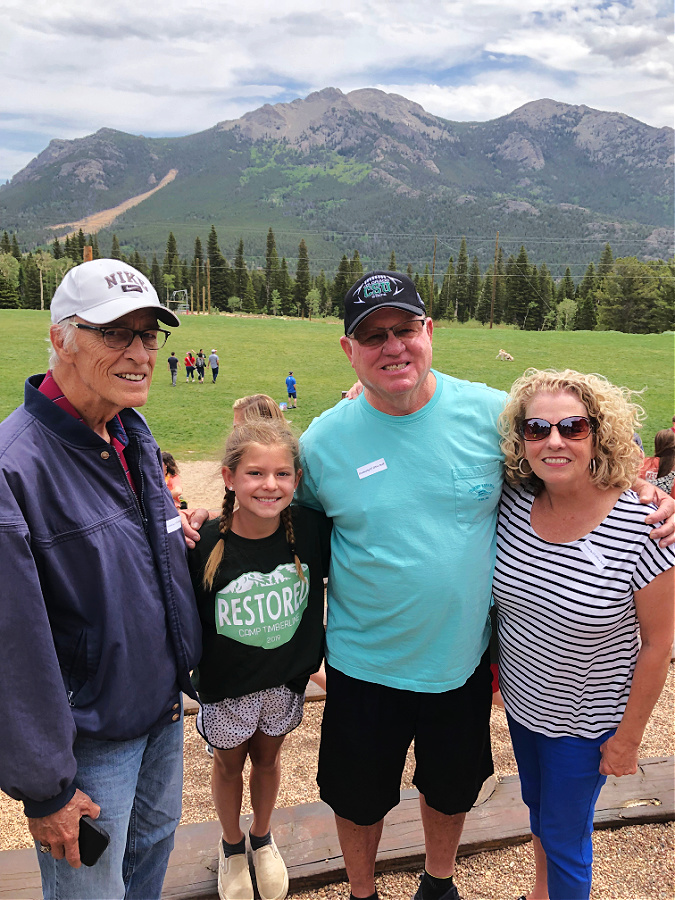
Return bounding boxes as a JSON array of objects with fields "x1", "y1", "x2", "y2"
[
  {"x1": 189, "y1": 506, "x2": 331, "y2": 702},
  {"x1": 297, "y1": 370, "x2": 506, "y2": 692}
]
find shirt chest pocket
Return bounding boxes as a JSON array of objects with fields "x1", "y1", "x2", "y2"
[{"x1": 453, "y1": 462, "x2": 502, "y2": 525}]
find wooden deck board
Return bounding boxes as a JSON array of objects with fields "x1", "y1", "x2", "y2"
[{"x1": 1, "y1": 757, "x2": 671, "y2": 899}]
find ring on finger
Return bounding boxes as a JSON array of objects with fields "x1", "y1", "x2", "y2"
[{"x1": 39, "y1": 843, "x2": 51, "y2": 853}]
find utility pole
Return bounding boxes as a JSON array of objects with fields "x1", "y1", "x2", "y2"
[
  {"x1": 207, "y1": 258, "x2": 211, "y2": 313},
  {"x1": 489, "y1": 231, "x2": 499, "y2": 329},
  {"x1": 430, "y1": 235, "x2": 437, "y2": 318}
]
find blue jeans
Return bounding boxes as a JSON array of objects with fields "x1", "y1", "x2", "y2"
[
  {"x1": 37, "y1": 717, "x2": 183, "y2": 900},
  {"x1": 507, "y1": 713, "x2": 613, "y2": 900}
]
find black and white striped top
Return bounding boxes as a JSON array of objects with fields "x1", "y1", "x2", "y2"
[{"x1": 493, "y1": 483, "x2": 674, "y2": 738}]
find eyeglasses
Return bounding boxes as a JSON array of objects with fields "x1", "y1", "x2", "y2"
[
  {"x1": 520, "y1": 416, "x2": 595, "y2": 442},
  {"x1": 350, "y1": 318, "x2": 427, "y2": 348},
  {"x1": 74, "y1": 324, "x2": 171, "y2": 350}
]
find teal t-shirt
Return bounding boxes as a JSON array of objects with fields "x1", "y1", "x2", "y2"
[{"x1": 297, "y1": 370, "x2": 506, "y2": 692}]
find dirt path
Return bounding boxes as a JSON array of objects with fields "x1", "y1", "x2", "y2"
[{"x1": 49, "y1": 168, "x2": 178, "y2": 238}]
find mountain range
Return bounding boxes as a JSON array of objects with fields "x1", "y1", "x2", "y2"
[{"x1": 1, "y1": 88, "x2": 673, "y2": 274}]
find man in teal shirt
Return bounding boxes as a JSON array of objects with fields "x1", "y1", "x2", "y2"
[{"x1": 296, "y1": 271, "x2": 503, "y2": 900}]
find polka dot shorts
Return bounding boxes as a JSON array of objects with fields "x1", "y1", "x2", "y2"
[{"x1": 196, "y1": 685, "x2": 305, "y2": 750}]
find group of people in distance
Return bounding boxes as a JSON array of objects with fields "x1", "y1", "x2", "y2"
[
  {"x1": 168, "y1": 348, "x2": 219, "y2": 384},
  {"x1": 0, "y1": 259, "x2": 673, "y2": 900}
]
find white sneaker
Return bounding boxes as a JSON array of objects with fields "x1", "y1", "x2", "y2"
[
  {"x1": 217, "y1": 841, "x2": 253, "y2": 900},
  {"x1": 252, "y1": 837, "x2": 289, "y2": 900}
]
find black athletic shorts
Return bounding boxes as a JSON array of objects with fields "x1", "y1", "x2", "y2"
[{"x1": 317, "y1": 651, "x2": 494, "y2": 826}]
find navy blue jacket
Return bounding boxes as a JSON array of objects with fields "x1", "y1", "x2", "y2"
[{"x1": 0, "y1": 375, "x2": 201, "y2": 817}]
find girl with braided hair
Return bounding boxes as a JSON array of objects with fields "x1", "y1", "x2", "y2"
[{"x1": 188, "y1": 419, "x2": 331, "y2": 900}]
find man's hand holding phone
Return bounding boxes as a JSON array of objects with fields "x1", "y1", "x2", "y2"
[{"x1": 28, "y1": 788, "x2": 102, "y2": 868}]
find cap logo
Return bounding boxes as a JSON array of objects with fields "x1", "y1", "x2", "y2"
[
  {"x1": 104, "y1": 271, "x2": 149, "y2": 292},
  {"x1": 358, "y1": 275, "x2": 405, "y2": 302}
]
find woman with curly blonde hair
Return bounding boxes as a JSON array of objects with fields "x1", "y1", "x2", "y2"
[{"x1": 492, "y1": 369, "x2": 674, "y2": 900}]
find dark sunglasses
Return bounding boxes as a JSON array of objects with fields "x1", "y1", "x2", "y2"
[{"x1": 520, "y1": 416, "x2": 595, "y2": 441}]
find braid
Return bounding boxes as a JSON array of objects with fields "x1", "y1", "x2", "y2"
[
  {"x1": 202, "y1": 489, "x2": 236, "y2": 590},
  {"x1": 281, "y1": 506, "x2": 306, "y2": 583}
]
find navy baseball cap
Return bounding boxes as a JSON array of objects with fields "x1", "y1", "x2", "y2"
[{"x1": 344, "y1": 271, "x2": 425, "y2": 335}]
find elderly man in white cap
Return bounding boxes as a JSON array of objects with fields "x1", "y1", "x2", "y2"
[{"x1": 0, "y1": 259, "x2": 201, "y2": 899}]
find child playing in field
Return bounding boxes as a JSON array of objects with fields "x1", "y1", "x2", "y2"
[
  {"x1": 162, "y1": 450, "x2": 187, "y2": 509},
  {"x1": 188, "y1": 419, "x2": 331, "y2": 900}
]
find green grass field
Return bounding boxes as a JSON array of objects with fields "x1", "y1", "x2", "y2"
[{"x1": 1, "y1": 310, "x2": 672, "y2": 459}]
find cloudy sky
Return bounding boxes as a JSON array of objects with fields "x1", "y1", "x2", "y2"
[{"x1": 1, "y1": 0, "x2": 672, "y2": 183}]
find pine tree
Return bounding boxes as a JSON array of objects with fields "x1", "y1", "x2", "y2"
[
  {"x1": 557, "y1": 267, "x2": 576, "y2": 302},
  {"x1": 491, "y1": 248, "x2": 506, "y2": 324},
  {"x1": 233, "y1": 239, "x2": 248, "y2": 299},
  {"x1": 251, "y1": 269, "x2": 266, "y2": 309},
  {"x1": 474, "y1": 277, "x2": 491, "y2": 325},
  {"x1": 130, "y1": 250, "x2": 146, "y2": 274},
  {"x1": 91, "y1": 234, "x2": 100, "y2": 259},
  {"x1": 332, "y1": 255, "x2": 352, "y2": 318},
  {"x1": 438, "y1": 258, "x2": 455, "y2": 320},
  {"x1": 454, "y1": 238, "x2": 470, "y2": 321},
  {"x1": 111, "y1": 234, "x2": 122, "y2": 260},
  {"x1": 278, "y1": 258, "x2": 294, "y2": 316},
  {"x1": 294, "y1": 239, "x2": 311, "y2": 316},
  {"x1": 192, "y1": 237, "x2": 204, "y2": 309},
  {"x1": 468, "y1": 256, "x2": 481, "y2": 320},
  {"x1": 66, "y1": 235, "x2": 80, "y2": 262},
  {"x1": 20, "y1": 255, "x2": 42, "y2": 309},
  {"x1": 163, "y1": 232, "x2": 181, "y2": 296},
  {"x1": 388, "y1": 251, "x2": 397, "y2": 271},
  {"x1": 265, "y1": 227, "x2": 280, "y2": 304},
  {"x1": 598, "y1": 243, "x2": 614, "y2": 278},
  {"x1": 207, "y1": 226, "x2": 232, "y2": 310},
  {"x1": 243, "y1": 273, "x2": 257, "y2": 312},
  {"x1": 579, "y1": 262, "x2": 597, "y2": 298},
  {"x1": 0, "y1": 267, "x2": 19, "y2": 309},
  {"x1": 75, "y1": 229, "x2": 86, "y2": 260},
  {"x1": 11, "y1": 234, "x2": 22, "y2": 261},
  {"x1": 150, "y1": 255, "x2": 163, "y2": 296},
  {"x1": 506, "y1": 246, "x2": 532, "y2": 327},
  {"x1": 417, "y1": 264, "x2": 431, "y2": 308},
  {"x1": 597, "y1": 257, "x2": 667, "y2": 334},
  {"x1": 574, "y1": 293, "x2": 597, "y2": 330},
  {"x1": 51, "y1": 236, "x2": 62, "y2": 259},
  {"x1": 316, "y1": 269, "x2": 329, "y2": 313},
  {"x1": 350, "y1": 250, "x2": 364, "y2": 282},
  {"x1": 1, "y1": 232, "x2": 11, "y2": 254},
  {"x1": 522, "y1": 265, "x2": 542, "y2": 331},
  {"x1": 537, "y1": 263, "x2": 555, "y2": 326}
]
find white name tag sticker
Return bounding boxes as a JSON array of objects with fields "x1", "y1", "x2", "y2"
[
  {"x1": 166, "y1": 516, "x2": 183, "y2": 534},
  {"x1": 357, "y1": 458, "x2": 388, "y2": 480},
  {"x1": 578, "y1": 540, "x2": 607, "y2": 571}
]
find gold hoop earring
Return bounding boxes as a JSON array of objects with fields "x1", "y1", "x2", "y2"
[
  {"x1": 518, "y1": 458, "x2": 532, "y2": 476},
  {"x1": 589, "y1": 458, "x2": 598, "y2": 475}
]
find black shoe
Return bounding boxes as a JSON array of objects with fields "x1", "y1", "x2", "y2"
[{"x1": 413, "y1": 871, "x2": 462, "y2": 900}]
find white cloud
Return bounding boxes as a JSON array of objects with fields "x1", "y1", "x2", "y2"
[{"x1": 0, "y1": 0, "x2": 671, "y2": 183}]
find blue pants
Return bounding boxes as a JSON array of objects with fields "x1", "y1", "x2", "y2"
[
  {"x1": 37, "y1": 717, "x2": 183, "y2": 900},
  {"x1": 507, "y1": 713, "x2": 614, "y2": 900}
]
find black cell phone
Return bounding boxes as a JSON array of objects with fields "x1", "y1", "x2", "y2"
[{"x1": 78, "y1": 815, "x2": 110, "y2": 867}]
